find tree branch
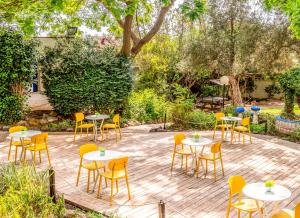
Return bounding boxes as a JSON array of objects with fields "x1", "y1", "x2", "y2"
[{"x1": 131, "y1": 0, "x2": 175, "y2": 55}]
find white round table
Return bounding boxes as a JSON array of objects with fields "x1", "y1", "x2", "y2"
[
  {"x1": 243, "y1": 183, "x2": 291, "y2": 218},
  {"x1": 83, "y1": 150, "x2": 126, "y2": 192},
  {"x1": 221, "y1": 116, "x2": 242, "y2": 143},
  {"x1": 86, "y1": 114, "x2": 109, "y2": 141},
  {"x1": 10, "y1": 130, "x2": 41, "y2": 162},
  {"x1": 182, "y1": 137, "x2": 212, "y2": 177}
]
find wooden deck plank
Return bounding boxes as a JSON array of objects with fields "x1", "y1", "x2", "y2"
[{"x1": 0, "y1": 128, "x2": 299, "y2": 218}]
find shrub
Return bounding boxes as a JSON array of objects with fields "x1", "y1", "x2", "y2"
[
  {"x1": 0, "y1": 164, "x2": 65, "y2": 217},
  {"x1": 41, "y1": 38, "x2": 133, "y2": 116},
  {"x1": 291, "y1": 127, "x2": 300, "y2": 142},
  {"x1": 123, "y1": 89, "x2": 168, "y2": 123},
  {"x1": 0, "y1": 27, "x2": 37, "y2": 124},
  {"x1": 250, "y1": 123, "x2": 265, "y2": 134},
  {"x1": 258, "y1": 113, "x2": 277, "y2": 135},
  {"x1": 264, "y1": 83, "x2": 281, "y2": 98}
]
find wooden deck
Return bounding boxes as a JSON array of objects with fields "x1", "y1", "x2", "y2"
[{"x1": 0, "y1": 125, "x2": 299, "y2": 218}]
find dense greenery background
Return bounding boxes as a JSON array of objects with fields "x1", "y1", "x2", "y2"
[
  {"x1": 0, "y1": 28, "x2": 37, "y2": 124},
  {"x1": 40, "y1": 39, "x2": 133, "y2": 115}
]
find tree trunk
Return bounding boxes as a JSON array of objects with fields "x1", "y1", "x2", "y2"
[
  {"x1": 283, "y1": 90, "x2": 295, "y2": 118},
  {"x1": 120, "y1": 14, "x2": 133, "y2": 57},
  {"x1": 229, "y1": 76, "x2": 243, "y2": 105}
]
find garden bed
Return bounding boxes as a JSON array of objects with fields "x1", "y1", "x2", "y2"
[{"x1": 275, "y1": 116, "x2": 300, "y2": 134}]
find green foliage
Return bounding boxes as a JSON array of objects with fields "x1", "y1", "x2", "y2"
[
  {"x1": 278, "y1": 68, "x2": 300, "y2": 118},
  {"x1": 258, "y1": 113, "x2": 277, "y2": 135},
  {"x1": 222, "y1": 105, "x2": 237, "y2": 116},
  {"x1": 291, "y1": 127, "x2": 300, "y2": 142},
  {"x1": 0, "y1": 164, "x2": 65, "y2": 217},
  {"x1": 40, "y1": 38, "x2": 133, "y2": 116},
  {"x1": 47, "y1": 119, "x2": 74, "y2": 129},
  {"x1": 123, "y1": 89, "x2": 168, "y2": 123},
  {"x1": 0, "y1": 27, "x2": 37, "y2": 124},
  {"x1": 250, "y1": 123, "x2": 266, "y2": 134},
  {"x1": 264, "y1": 83, "x2": 281, "y2": 98}
]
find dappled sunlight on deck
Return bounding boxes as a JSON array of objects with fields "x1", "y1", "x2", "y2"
[{"x1": 0, "y1": 126, "x2": 299, "y2": 218}]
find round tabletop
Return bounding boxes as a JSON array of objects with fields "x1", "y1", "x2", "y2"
[
  {"x1": 243, "y1": 183, "x2": 291, "y2": 202},
  {"x1": 221, "y1": 116, "x2": 242, "y2": 121},
  {"x1": 86, "y1": 114, "x2": 110, "y2": 121},
  {"x1": 182, "y1": 137, "x2": 212, "y2": 147},
  {"x1": 10, "y1": 130, "x2": 41, "y2": 138},
  {"x1": 83, "y1": 150, "x2": 125, "y2": 161}
]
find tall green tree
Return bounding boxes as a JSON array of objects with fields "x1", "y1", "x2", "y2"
[{"x1": 0, "y1": 0, "x2": 205, "y2": 57}]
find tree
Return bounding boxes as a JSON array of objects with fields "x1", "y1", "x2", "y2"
[
  {"x1": 0, "y1": 0, "x2": 205, "y2": 57},
  {"x1": 180, "y1": 0, "x2": 300, "y2": 105},
  {"x1": 264, "y1": 0, "x2": 300, "y2": 39}
]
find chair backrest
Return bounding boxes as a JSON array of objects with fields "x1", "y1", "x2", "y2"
[
  {"x1": 211, "y1": 141, "x2": 222, "y2": 154},
  {"x1": 215, "y1": 112, "x2": 225, "y2": 122},
  {"x1": 228, "y1": 175, "x2": 246, "y2": 196},
  {"x1": 79, "y1": 143, "x2": 97, "y2": 157},
  {"x1": 31, "y1": 133, "x2": 48, "y2": 145},
  {"x1": 241, "y1": 117, "x2": 250, "y2": 126},
  {"x1": 9, "y1": 126, "x2": 27, "y2": 133},
  {"x1": 108, "y1": 157, "x2": 128, "y2": 171},
  {"x1": 75, "y1": 112, "x2": 84, "y2": 122},
  {"x1": 295, "y1": 202, "x2": 300, "y2": 218},
  {"x1": 113, "y1": 114, "x2": 120, "y2": 124},
  {"x1": 174, "y1": 133, "x2": 186, "y2": 146}
]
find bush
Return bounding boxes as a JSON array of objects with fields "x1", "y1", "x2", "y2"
[
  {"x1": 0, "y1": 164, "x2": 65, "y2": 217},
  {"x1": 41, "y1": 38, "x2": 133, "y2": 116},
  {"x1": 0, "y1": 27, "x2": 37, "y2": 124},
  {"x1": 123, "y1": 89, "x2": 168, "y2": 123},
  {"x1": 250, "y1": 123, "x2": 265, "y2": 134},
  {"x1": 258, "y1": 113, "x2": 276, "y2": 135},
  {"x1": 264, "y1": 83, "x2": 281, "y2": 98},
  {"x1": 291, "y1": 127, "x2": 300, "y2": 142}
]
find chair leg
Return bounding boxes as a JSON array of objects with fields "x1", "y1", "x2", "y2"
[
  {"x1": 125, "y1": 175, "x2": 131, "y2": 200},
  {"x1": 213, "y1": 160, "x2": 217, "y2": 182},
  {"x1": 238, "y1": 209, "x2": 241, "y2": 218},
  {"x1": 248, "y1": 212, "x2": 252, "y2": 218},
  {"x1": 23, "y1": 149, "x2": 27, "y2": 163},
  {"x1": 33, "y1": 151, "x2": 36, "y2": 166},
  {"x1": 249, "y1": 130, "x2": 252, "y2": 144},
  {"x1": 110, "y1": 178, "x2": 114, "y2": 206},
  {"x1": 221, "y1": 128, "x2": 224, "y2": 140},
  {"x1": 76, "y1": 166, "x2": 81, "y2": 186},
  {"x1": 115, "y1": 128, "x2": 118, "y2": 142},
  {"x1": 170, "y1": 151, "x2": 176, "y2": 174},
  {"x1": 181, "y1": 154, "x2": 183, "y2": 169},
  {"x1": 243, "y1": 133, "x2": 245, "y2": 144},
  {"x1": 213, "y1": 126, "x2": 216, "y2": 139},
  {"x1": 185, "y1": 155, "x2": 188, "y2": 175},
  {"x1": 8, "y1": 140, "x2": 12, "y2": 160},
  {"x1": 80, "y1": 127, "x2": 82, "y2": 137},
  {"x1": 116, "y1": 179, "x2": 119, "y2": 193},
  {"x1": 86, "y1": 128, "x2": 88, "y2": 137},
  {"x1": 119, "y1": 127, "x2": 122, "y2": 139},
  {"x1": 87, "y1": 170, "x2": 91, "y2": 192},
  {"x1": 106, "y1": 128, "x2": 108, "y2": 139},
  {"x1": 39, "y1": 151, "x2": 42, "y2": 163},
  {"x1": 196, "y1": 158, "x2": 199, "y2": 178},
  {"x1": 205, "y1": 160, "x2": 208, "y2": 177},
  {"x1": 14, "y1": 146, "x2": 18, "y2": 164},
  {"x1": 93, "y1": 170, "x2": 96, "y2": 182},
  {"x1": 97, "y1": 175, "x2": 103, "y2": 198},
  {"x1": 226, "y1": 205, "x2": 231, "y2": 218},
  {"x1": 220, "y1": 158, "x2": 225, "y2": 176},
  {"x1": 46, "y1": 148, "x2": 51, "y2": 166},
  {"x1": 238, "y1": 131, "x2": 240, "y2": 141}
]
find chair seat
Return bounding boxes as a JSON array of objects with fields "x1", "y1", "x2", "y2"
[
  {"x1": 103, "y1": 123, "x2": 117, "y2": 129},
  {"x1": 217, "y1": 124, "x2": 231, "y2": 128},
  {"x1": 234, "y1": 126, "x2": 248, "y2": 132},
  {"x1": 272, "y1": 209, "x2": 294, "y2": 218},
  {"x1": 82, "y1": 161, "x2": 104, "y2": 170},
  {"x1": 27, "y1": 144, "x2": 47, "y2": 151},
  {"x1": 12, "y1": 139, "x2": 31, "y2": 146},
  {"x1": 176, "y1": 149, "x2": 192, "y2": 155},
  {"x1": 199, "y1": 154, "x2": 220, "y2": 160},
  {"x1": 78, "y1": 123, "x2": 94, "y2": 129},
  {"x1": 100, "y1": 170, "x2": 126, "y2": 179},
  {"x1": 232, "y1": 199, "x2": 263, "y2": 212}
]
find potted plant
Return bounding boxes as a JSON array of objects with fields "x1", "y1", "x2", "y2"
[
  {"x1": 99, "y1": 146, "x2": 106, "y2": 156},
  {"x1": 264, "y1": 180, "x2": 275, "y2": 193},
  {"x1": 193, "y1": 132, "x2": 201, "y2": 142}
]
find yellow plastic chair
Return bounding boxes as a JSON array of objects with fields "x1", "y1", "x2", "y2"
[
  {"x1": 97, "y1": 157, "x2": 131, "y2": 206},
  {"x1": 102, "y1": 114, "x2": 121, "y2": 141},
  {"x1": 8, "y1": 126, "x2": 31, "y2": 163},
  {"x1": 197, "y1": 141, "x2": 224, "y2": 181},
  {"x1": 74, "y1": 112, "x2": 95, "y2": 141},
  {"x1": 271, "y1": 202, "x2": 300, "y2": 218},
  {"x1": 233, "y1": 117, "x2": 252, "y2": 144},
  {"x1": 24, "y1": 133, "x2": 51, "y2": 166},
  {"x1": 226, "y1": 175, "x2": 264, "y2": 218},
  {"x1": 76, "y1": 144, "x2": 105, "y2": 192},
  {"x1": 213, "y1": 112, "x2": 231, "y2": 140},
  {"x1": 170, "y1": 133, "x2": 192, "y2": 175}
]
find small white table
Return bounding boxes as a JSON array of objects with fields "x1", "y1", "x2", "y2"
[
  {"x1": 220, "y1": 116, "x2": 242, "y2": 142},
  {"x1": 10, "y1": 130, "x2": 41, "y2": 161},
  {"x1": 182, "y1": 137, "x2": 212, "y2": 177},
  {"x1": 243, "y1": 182, "x2": 292, "y2": 218},
  {"x1": 83, "y1": 150, "x2": 125, "y2": 192},
  {"x1": 86, "y1": 114, "x2": 109, "y2": 141}
]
